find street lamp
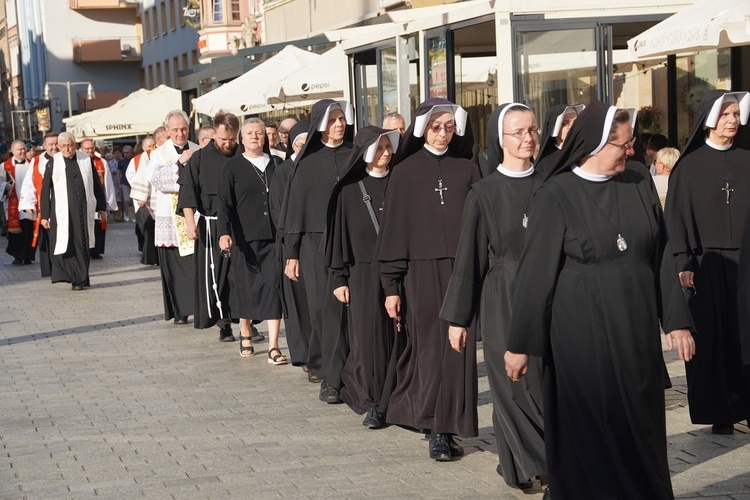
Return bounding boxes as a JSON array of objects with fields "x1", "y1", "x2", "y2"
[{"x1": 43, "y1": 81, "x2": 96, "y2": 119}]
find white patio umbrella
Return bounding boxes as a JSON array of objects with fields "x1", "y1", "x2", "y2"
[
  {"x1": 192, "y1": 45, "x2": 321, "y2": 116},
  {"x1": 63, "y1": 85, "x2": 182, "y2": 140},
  {"x1": 627, "y1": 0, "x2": 750, "y2": 58},
  {"x1": 263, "y1": 45, "x2": 346, "y2": 105}
]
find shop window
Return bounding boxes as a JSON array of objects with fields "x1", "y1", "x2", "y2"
[{"x1": 516, "y1": 28, "x2": 598, "y2": 126}]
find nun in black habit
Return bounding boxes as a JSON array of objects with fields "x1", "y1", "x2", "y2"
[
  {"x1": 440, "y1": 103, "x2": 545, "y2": 487},
  {"x1": 270, "y1": 120, "x2": 313, "y2": 370},
  {"x1": 278, "y1": 100, "x2": 354, "y2": 402},
  {"x1": 665, "y1": 90, "x2": 750, "y2": 432},
  {"x1": 218, "y1": 117, "x2": 285, "y2": 363},
  {"x1": 536, "y1": 104, "x2": 584, "y2": 171},
  {"x1": 505, "y1": 101, "x2": 694, "y2": 499},
  {"x1": 324, "y1": 126, "x2": 400, "y2": 428},
  {"x1": 376, "y1": 98, "x2": 481, "y2": 461}
]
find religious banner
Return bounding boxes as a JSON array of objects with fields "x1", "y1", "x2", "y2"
[{"x1": 36, "y1": 107, "x2": 50, "y2": 132}]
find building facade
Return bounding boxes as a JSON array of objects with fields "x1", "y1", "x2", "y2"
[
  {"x1": 140, "y1": 0, "x2": 200, "y2": 92},
  {"x1": 0, "y1": 0, "x2": 144, "y2": 138}
]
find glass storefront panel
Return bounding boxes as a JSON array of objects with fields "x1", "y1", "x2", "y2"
[
  {"x1": 381, "y1": 46, "x2": 399, "y2": 118},
  {"x1": 516, "y1": 28, "x2": 598, "y2": 126},
  {"x1": 673, "y1": 48, "x2": 731, "y2": 147},
  {"x1": 353, "y1": 51, "x2": 378, "y2": 129},
  {"x1": 455, "y1": 55, "x2": 497, "y2": 151},
  {"x1": 427, "y1": 34, "x2": 449, "y2": 99}
]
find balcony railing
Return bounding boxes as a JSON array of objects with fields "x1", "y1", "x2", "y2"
[
  {"x1": 73, "y1": 37, "x2": 141, "y2": 63},
  {"x1": 69, "y1": 0, "x2": 137, "y2": 9}
]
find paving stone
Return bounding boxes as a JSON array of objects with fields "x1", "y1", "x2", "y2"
[{"x1": 1, "y1": 224, "x2": 750, "y2": 498}]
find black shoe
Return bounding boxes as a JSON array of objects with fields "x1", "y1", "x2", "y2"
[
  {"x1": 319, "y1": 381, "x2": 342, "y2": 404},
  {"x1": 23, "y1": 259, "x2": 32, "y2": 265},
  {"x1": 711, "y1": 424, "x2": 734, "y2": 434},
  {"x1": 362, "y1": 409, "x2": 385, "y2": 429},
  {"x1": 71, "y1": 284, "x2": 86, "y2": 291},
  {"x1": 174, "y1": 316, "x2": 188, "y2": 325},
  {"x1": 428, "y1": 433, "x2": 452, "y2": 461},
  {"x1": 446, "y1": 434, "x2": 464, "y2": 457},
  {"x1": 219, "y1": 325, "x2": 236, "y2": 342},
  {"x1": 12, "y1": 258, "x2": 22, "y2": 265},
  {"x1": 307, "y1": 371, "x2": 322, "y2": 383},
  {"x1": 90, "y1": 254, "x2": 103, "y2": 260},
  {"x1": 250, "y1": 325, "x2": 265, "y2": 342}
]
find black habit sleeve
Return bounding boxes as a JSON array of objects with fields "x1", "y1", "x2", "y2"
[
  {"x1": 507, "y1": 184, "x2": 566, "y2": 357},
  {"x1": 217, "y1": 161, "x2": 236, "y2": 239},
  {"x1": 40, "y1": 158, "x2": 53, "y2": 219},
  {"x1": 439, "y1": 190, "x2": 489, "y2": 327},
  {"x1": 328, "y1": 192, "x2": 351, "y2": 289},
  {"x1": 176, "y1": 150, "x2": 201, "y2": 216}
]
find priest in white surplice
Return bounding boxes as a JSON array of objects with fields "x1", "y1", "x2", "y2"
[{"x1": 145, "y1": 110, "x2": 197, "y2": 323}]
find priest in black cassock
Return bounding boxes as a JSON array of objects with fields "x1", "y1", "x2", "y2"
[
  {"x1": 178, "y1": 111, "x2": 240, "y2": 342},
  {"x1": 440, "y1": 103, "x2": 545, "y2": 486},
  {"x1": 505, "y1": 101, "x2": 694, "y2": 499},
  {"x1": 665, "y1": 90, "x2": 750, "y2": 434},
  {"x1": 536, "y1": 104, "x2": 584, "y2": 170},
  {"x1": 40, "y1": 132, "x2": 106, "y2": 290},
  {"x1": 376, "y1": 98, "x2": 481, "y2": 461},
  {"x1": 270, "y1": 120, "x2": 313, "y2": 372},
  {"x1": 278, "y1": 100, "x2": 354, "y2": 402},
  {"x1": 218, "y1": 118, "x2": 285, "y2": 363},
  {"x1": 325, "y1": 126, "x2": 400, "y2": 429}
]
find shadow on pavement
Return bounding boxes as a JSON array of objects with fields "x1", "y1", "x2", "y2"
[
  {"x1": 90, "y1": 276, "x2": 161, "y2": 288},
  {"x1": 0, "y1": 314, "x2": 164, "y2": 346}
]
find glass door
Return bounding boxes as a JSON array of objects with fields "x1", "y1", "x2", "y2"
[
  {"x1": 352, "y1": 50, "x2": 378, "y2": 129},
  {"x1": 514, "y1": 25, "x2": 605, "y2": 124},
  {"x1": 424, "y1": 28, "x2": 454, "y2": 101}
]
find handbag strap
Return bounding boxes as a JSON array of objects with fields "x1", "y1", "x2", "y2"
[{"x1": 357, "y1": 180, "x2": 379, "y2": 234}]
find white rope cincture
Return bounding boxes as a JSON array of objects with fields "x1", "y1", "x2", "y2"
[{"x1": 201, "y1": 213, "x2": 224, "y2": 320}]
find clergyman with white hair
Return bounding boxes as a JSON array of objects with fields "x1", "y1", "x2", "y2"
[
  {"x1": 40, "y1": 131, "x2": 106, "y2": 291},
  {"x1": 143, "y1": 109, "x2": 198, "y2": 324}
]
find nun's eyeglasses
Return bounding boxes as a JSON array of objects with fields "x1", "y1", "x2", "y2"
[
  {"x1": 503, "y1": 128, "x2": 541, "y2": 140},
  {"x1": 608, "y1": 137, "x2": 637, "y2": 151},
  {"x1": 428, "y1": 123, "x2": 455, "y2": 133}
]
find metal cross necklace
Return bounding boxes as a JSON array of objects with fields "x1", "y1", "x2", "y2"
[
  {"x1": 722, "y1": 158, "x2": 733, "y2": 204},
  {"x1": 503, "y1": 174, "x2": 536, "y2": 229},
  {"x1": 577, "y1": 176, "x2": 628, "y2": 252},
  {"x1": 435, "y1": 161, "x2": 447, "y2": 205}
]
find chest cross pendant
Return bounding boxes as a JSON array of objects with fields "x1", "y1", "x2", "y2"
[
  {"x1": 722, "y1": 182, "x2": 733, "y2": 204},
  {"x1": 435, "y1": 178, "x2": 448, "y2": 205}
]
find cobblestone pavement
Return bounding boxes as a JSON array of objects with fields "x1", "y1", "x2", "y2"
[{"x1": 0, "y1": 223, "x2": 748, "y2": 499}]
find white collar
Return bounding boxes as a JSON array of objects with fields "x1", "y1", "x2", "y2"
[
  {"x1": 497, "y1": 163, "x2": 534, "y2": 178},
  {"x1": 423, "y1": 144, "x2": 448, "y2": 156},
  {"x1": 572, "y1": 165, "x2": 611, "y2": 182},
  {"x1": 321, "y1": 138, "x2": 343, "y2": 149},
  {"x1": 705, "y1": 136, "x2": 732, "y2": 151},
  {"x1": 244, "y1": 153, "x2": 270, "y2": 171},
  {"x1": 367, "y1": 168, "x2": 389, "y2": 178}
]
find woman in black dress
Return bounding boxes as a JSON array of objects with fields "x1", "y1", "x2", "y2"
[{"x1": 218, "y1": 118, "x2": 285, "y2": 364}]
